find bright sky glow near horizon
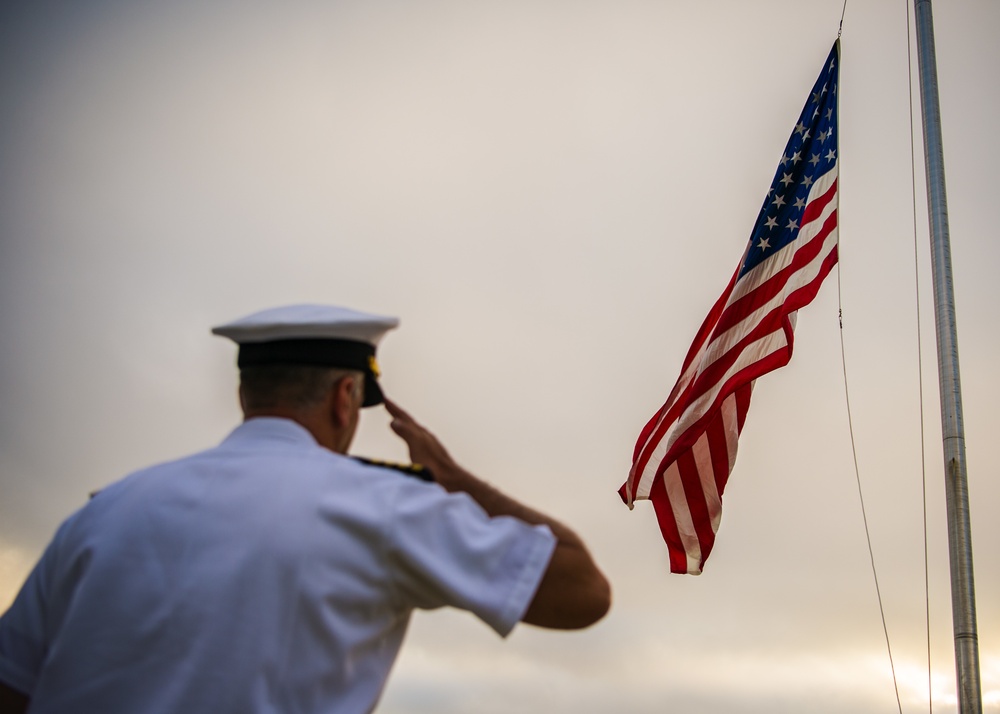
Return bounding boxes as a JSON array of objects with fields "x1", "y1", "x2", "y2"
[{"x1": 1, "y1": 1, "x2": 997, "y2": 712}]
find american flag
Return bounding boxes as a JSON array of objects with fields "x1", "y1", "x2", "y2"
[{"x1": 619, "y1": 42, "x2": 841, "y2": 575}]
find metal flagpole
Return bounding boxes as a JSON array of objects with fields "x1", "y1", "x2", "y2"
[{"x1": 912, "y1": 1, "x2": 982, "y2": 712}]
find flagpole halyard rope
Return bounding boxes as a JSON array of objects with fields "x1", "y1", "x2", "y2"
[
  {"x1": 836, "y1": 301, "x2": 905, "y2": 714},
  {"x1": 904, "y1": 0, "x2": 935, "y2": 708},
  {"x1": 833, "y1": 35, "x2": 905, "y2": 714}
]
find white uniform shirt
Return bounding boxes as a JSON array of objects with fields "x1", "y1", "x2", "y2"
[{"x1": 0, "y1": 418, "x2": 556, "y2": 713}]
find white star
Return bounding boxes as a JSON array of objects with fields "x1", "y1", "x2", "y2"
[
  {"x1": 818, "y1": 130, "x2": 828, "y2": 142},
  {"x1": 794, "y1": 196, "x2": 806, "y2": 209},
  {"x1": 773, "y1": 195, "x2": 786, "y2": 208},
  {"x1": 794, "y1": 121, "x2": 807, "y2": 135},
  {"x1": 791, "y1": 151, "x2": 802, "y2": 164},
  {"x1": 780, "y1": 154, "x2": 790, "y2": 166},
  {"x1": 764, "y1": 216, "x2": 778, "y2": 229},
  {"x1": 786, "y1": 218, "x2": 799, "y2": 231},
  {"x1": 826, "y1": 108, "x2": 833, "y2": 120},
  {"x1": 809, "y1": 154, "x2": 821, "y2": 166},
  {"x1": 780, "y1": 172, "x2": 794, "y2": 187},
  {"x1": 826, "y1": 149, "x2": 837, "y2": 161},
  {"x1": 758, "y1": 236, "x2": 771, "y2": 250},
  {"x1": 802, "y1": 129, "x2": 810, "y2": 141},
  {"x1": 802, "y1": 175, "x2": 814, "y2": 188}
]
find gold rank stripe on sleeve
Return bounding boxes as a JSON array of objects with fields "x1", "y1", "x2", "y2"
[{"x1": 350, "y1": 457, "x2": 435, "y2": 483}]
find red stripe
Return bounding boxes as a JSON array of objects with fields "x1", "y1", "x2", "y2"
[
  {"x1": 714, "y1": 213, "x2": 836, "y2": 335},
  {"x1": 653, "y1": 343, "x2": 789, "y2": 471},
  {"x1": 801, "y1": 177, "x2": 837, "y2": 226},
  {"x1": 628, "y1": 190, "x2": 836, "y2": 506},
  {"x1": 782, "y1": 219, "x2": 838, "y2": 313},
  {"x1": 631, "y1": 312, "x2": 781, "y2": 496},
  {"x1": 622, "y1": 46, "x2": 839, "y2": 574},
  {"x1": 686, "y1": 304, "x2": 788, "y2": 398},
  {"x1": 706, "y1": 406, "x2": 733, "y2": 496},
  {"x1": 630, "y1": 268, "x2": 740, "y2": 470},
  {"x1": 677, "y1": 448, "x2": 714, "y2": 564},
  {"x1": 646, "y1": 380, "x2": 755, "y2": 570},
  {"x1": 649, "y1": 471, "x2": 690, "y2": 573},
  {"x1": 630, "y1": 284, "x2": 743, "y2": 482},
  {"x1": 642, "y1": 244, "x2": 832, "y2": 483},
  {"x1": 735, "y1": 381, "x2": 752, "y2": 433},
  {"x1": 675, "y1": 223, "x2": 837, "y2": 407}
]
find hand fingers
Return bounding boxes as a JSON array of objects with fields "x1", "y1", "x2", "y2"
[
  {"x1": 383, "y1": 400, "x2": 403, "y2": 428},
  {"x1": 385, "y1": 402, "x2": 419, "y2": 440},
  {"x1": 383, "y1": 397, "x2": 405, "y2": 414},
  {"x1": 383, "y1": 398, "x2": 414, "y2": 422},
  {"x1": 383, "y1": 400, "x2": 439, "y2": 462}
]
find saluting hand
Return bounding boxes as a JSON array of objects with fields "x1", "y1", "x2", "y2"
[
  {"x1": 383, "y1": 398, "x2": 461, "y2": 488},
  {"x1": 384, "y1": 400, "x2": 611, "y2": 629}
]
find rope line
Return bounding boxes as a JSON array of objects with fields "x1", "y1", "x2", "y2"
[
  {"x1": 836, "y1": 310, "x2": 905, "y2": 714},
  {"x1": 834, "y1": 25, "x2": 905, "y2": 714}
]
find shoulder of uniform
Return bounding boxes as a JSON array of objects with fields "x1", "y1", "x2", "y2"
[{"x1": 350, "y1": 456, "x2": 435, "y2": 483}]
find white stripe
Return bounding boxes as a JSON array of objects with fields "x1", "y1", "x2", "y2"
[
  {"x1": 661, "y1": 461, "x2": 703, "y2": 574},
  {"x1": 700, "y1": 182, "x2": 838, "y2": 372},
  {"x1": 633, "y1": 327, "x2": 788, "y2": 499},
  {"x1": 691, "y1": 431, "x2": 722, "y2": 532},
  {"x1": 638, "y1": 175, "x2": 839, "y2": 466},
  {"x1": 689, "y1": 224, "x2": 837, "y2": 399},
  {"x1": 727, "y1": 165, "x2": 838, "y2": 307},
  {"x1": 636, "y1": 170, "x2": 837, "y2": 459},
  {"x1": 672, "y1": 329, "x2": 785, "y2": 448},
  {"x1": 633, "y1": 166, "x2": 839, "y2": 503},
  {"x1": 722, "y1": 389, "x2": 741, "y2": 473},
  {"x1": 643, "y1": 329, "x2": 713, "y2": 440}
]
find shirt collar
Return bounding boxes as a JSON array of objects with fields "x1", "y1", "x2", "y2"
[{"x1": 221, "y1": 417, "x2": 321, "y2": 449}]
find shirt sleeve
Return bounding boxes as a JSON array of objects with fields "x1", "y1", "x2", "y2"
[
  {"x1": 384, "y1": 481, "x2": 557, "y2": 637},
  {"x1": 0, "y1": 535, "x2": 62, "y2": 695}
]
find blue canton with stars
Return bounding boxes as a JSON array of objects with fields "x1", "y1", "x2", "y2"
[{"x1": 740, "y1": 42, "x2": 839, "y2": 278}]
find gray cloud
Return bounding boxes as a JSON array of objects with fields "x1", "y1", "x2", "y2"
[{"x1": 2, "y1": 1, "x2": 998, "y2": 711}]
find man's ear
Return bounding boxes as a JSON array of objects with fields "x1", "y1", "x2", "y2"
[{"x1": 330, "y1": 375, "x2": 358, "y2": 427}]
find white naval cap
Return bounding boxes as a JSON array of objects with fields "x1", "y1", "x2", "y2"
[{"x1": 212, "y1": 304, "x2": 399, "y2": 407}]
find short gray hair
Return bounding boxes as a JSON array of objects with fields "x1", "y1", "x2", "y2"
[{"x1": 239, "y1": 365, "x2": 364, "y2": 410}]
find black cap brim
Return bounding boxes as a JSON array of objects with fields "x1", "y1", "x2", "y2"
[
  {"x1": 237, "y1": 338, "x2": 385, "y2": 408},
  {"x1": 362, "y1": 373, "x2": 384, "y2": 408}
]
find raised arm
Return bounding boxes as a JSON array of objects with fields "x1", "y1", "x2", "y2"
[{"x1": 384, "y1": 399, "x2": 611, "y2": 629}]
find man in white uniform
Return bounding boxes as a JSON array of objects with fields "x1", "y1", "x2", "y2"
[{"x1": 0, "y1": 304, "x2": 611, "y2": 714}]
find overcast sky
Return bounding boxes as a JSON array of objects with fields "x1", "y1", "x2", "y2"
[{"x1": 1, "y1": 1, "x2": 997, "y2": 712}]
